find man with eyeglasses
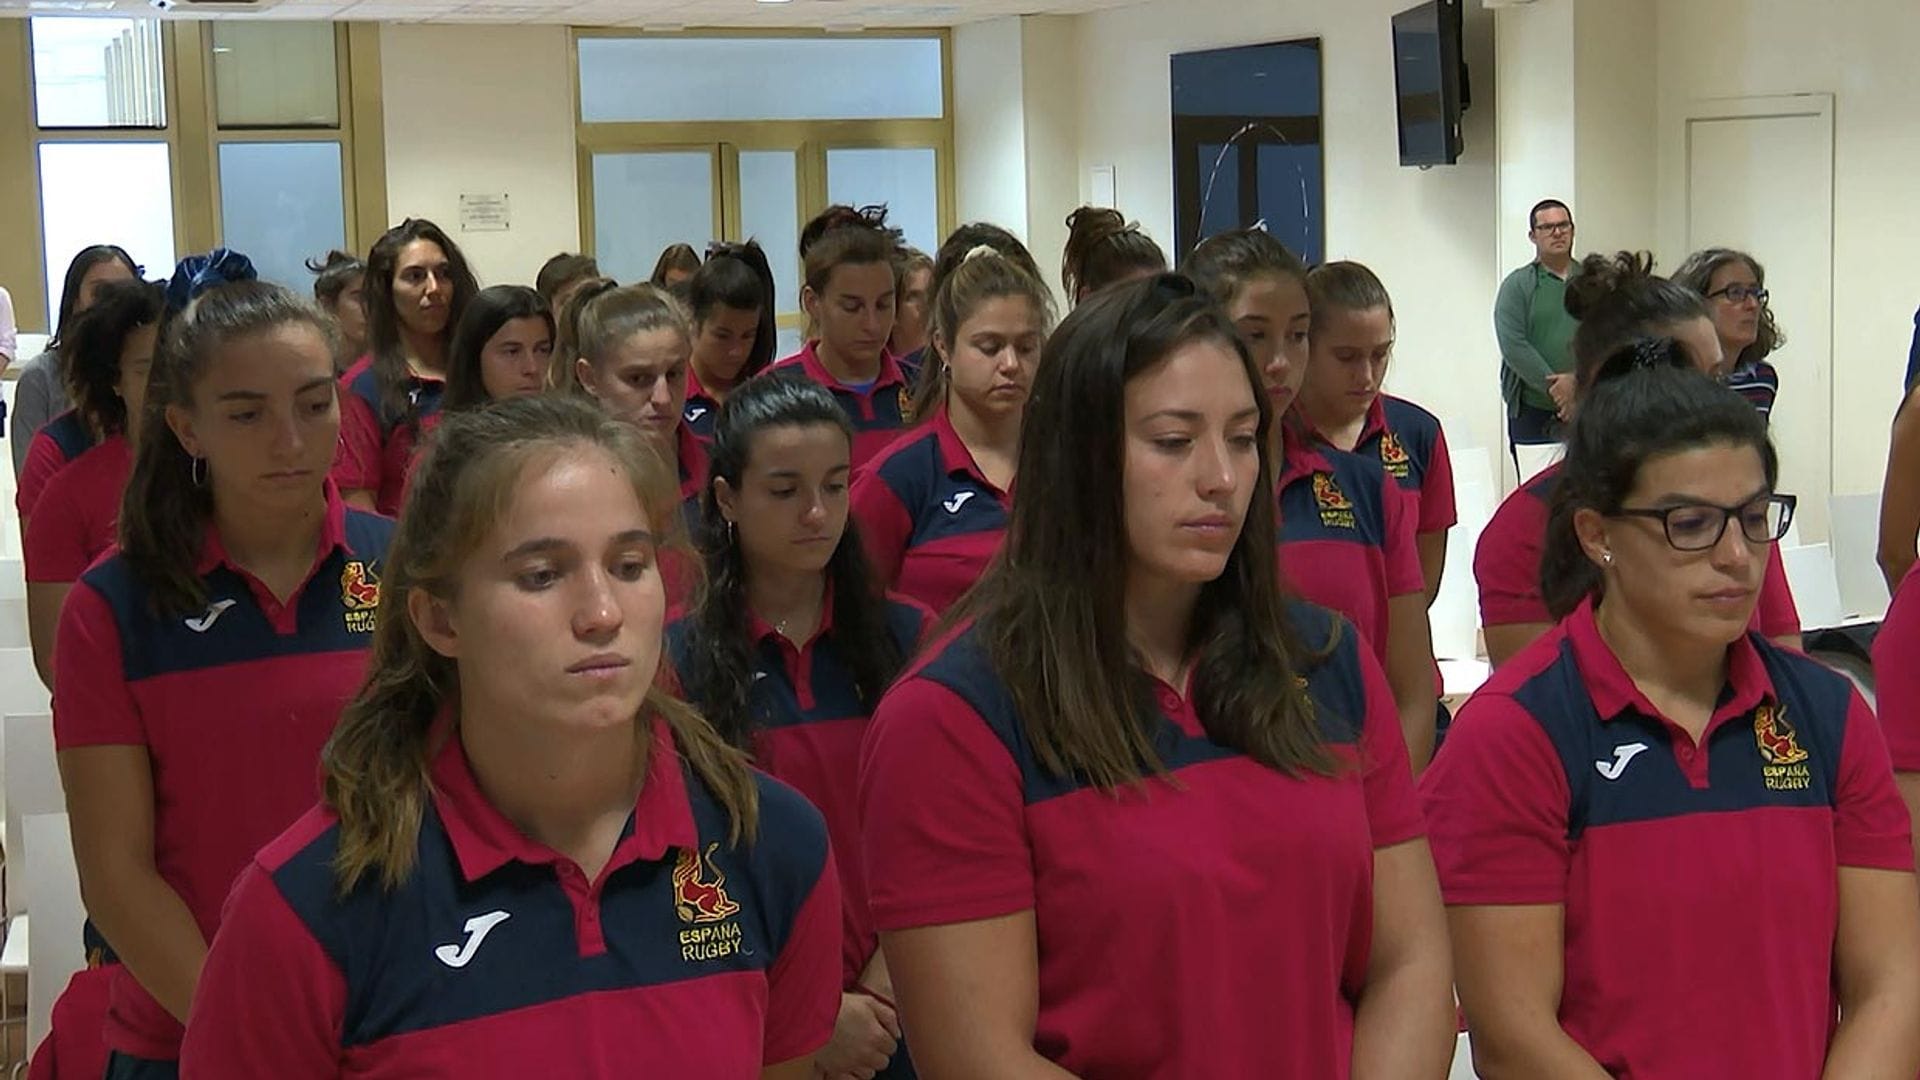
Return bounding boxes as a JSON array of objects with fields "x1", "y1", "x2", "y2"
[{"x1": 1494, "y1": 200, "x2": 1580, "y2": 474}]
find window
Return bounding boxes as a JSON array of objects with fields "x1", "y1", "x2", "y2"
[
  {"x1": 578, "y1": 36, "x2": 943, "y2": 123},
  {"x1": 211, "y1": 22, "x2": 339, "y2": 129},
  {"x1": 4, "y1": 18, "x2": 385, "y2": 332},
  {"x1": 574, "y1": 30, "x2": 955, "y2": 343},
  {"x1": 31, "y1": 16, "x2": 166, "y2": 128},
  {"x1": 38, "y1": 143, "x2": 175, "y2": 326}
]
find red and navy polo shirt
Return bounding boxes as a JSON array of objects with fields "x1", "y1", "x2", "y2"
[
  {"x1": 667, "y1": 589, "x2": 929, "y2": 987},
  {"x1": 24, "y1": 433, "x2": 130, "y2": 585},
  {"x1": 683, "y1": 366, "x2": 720, "y2": 445},
  {"x1": 52, "y1": 484, "x2": 393, "y2": 1061},
  {"x1": 17, "y1": 409, "x2": 98, "y2": 519},
  {"x1": 860, "y1": 603, "x2": 1425, "y2": 1078},
  {"x1": 771, "y1": 343, "x2": 911, "y2": 471},
  {"x1": 1421, "y1": 599, "x2": 1910, "y2": 1077},
  {"x1": 849, "y1": 409, "x2": 1009, "y2": 614},
  {"x1": 180, "y1": 717, "x2": 842, "y2": 1077},
  {"x1": 333, "y1": 355, "x2": 445, "y2": 518},
  {"x1": 1276, "y1": 427, "x2": 1425, "y2": 661},
  {"x1": 1872, "y1": 562, "x2": 1920, "y2": 773},
  {"x1": 1473, "y1": 462, "x2": 1801, "y2": 638},
  {"x1": 1356, "y1": 394, "x2": 1457, "y2": 537}
]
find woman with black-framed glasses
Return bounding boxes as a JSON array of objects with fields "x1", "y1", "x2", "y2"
[
  {"x1": 1673, "y1": 247, "x2": 1784, "y2": 424},
  {"x1": 1424, "y1": 337, "x2": 1920, "y2": 1078}
]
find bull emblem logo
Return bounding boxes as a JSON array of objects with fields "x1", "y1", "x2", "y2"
[
  {"x1": 340, "y1": 561, "x2": 381, "y2": 612},
  {"x1": 1378, "y1": 433, "x2": 1411, "y2": 477},
  {"x1": 1753, "y1": 704, "x2": 1808, "y2": 766},
  {"x1": 1312, "y1": 473, "x2": 1352, "y2": 511},
  {"x1": 673, "y1": 843, "x2": 740, "y2": 925}
]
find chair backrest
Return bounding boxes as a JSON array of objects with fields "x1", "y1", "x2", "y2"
[
  {"x1": 4, "y1": 713, "x2": 60, "y2": 917},
  {"x1": 1779, "y1": 543, "x2": 1846, "y2": 632},
  {"x1": 24, "y1": 811, "x2": 83, "y2": 1064},
  {"x1": 0, "y1": 560, "x2": 26, "y2": 603},
  {"x1": 1432, "y1": 446, "x2": 1497, "y2": 663},
  {"x1": 0, "y1": 598, "x2": 34, "y2": 651},
  {"x1": 1828, "y1": 492, "x2": 1891, "y2": 621},
  {"x1": 0, "y1": 648, "x2": 50, "y2": 721}
]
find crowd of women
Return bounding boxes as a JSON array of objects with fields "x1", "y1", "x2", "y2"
[{"x1": 12, "y1": 195, "x2": 1920, "y2": 1079}]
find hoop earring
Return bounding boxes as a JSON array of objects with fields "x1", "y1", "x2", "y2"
[{"x1": 191, "y1": 456, "x2": 206, "y2": 487}]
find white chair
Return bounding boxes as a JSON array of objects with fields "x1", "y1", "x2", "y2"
[
  {"x1": 1513, "y1": 442, "x2": 1562, "y2": 487},
  {"x1": 0, "y1": 650, "x2": 49, "y2": 723},
  {"x1": 3, "y1": 714, "x2": 59, "y2": 920},
  {"x1": 1828, "y1": 493, "x2": 1891, "y2": 622},
  {"x1": 1779, "y1": 543, "x2": 1846, "y2": 632},
  {"x1": 1433, "y1": 447, "x2": 1497, "y2": 668},
  {"x1": 23, "y1": 812, "x2": 82, "y2": 1066},
  {"x1": 0, "y1": 562, "x2": 25, "y2": 604},
  {"x1": 1449, "y1": 1030, "x2": 1478, "y2": 1078},
  {"x1": 0, "y1": 600, "x2": 33, "y2": 652}
]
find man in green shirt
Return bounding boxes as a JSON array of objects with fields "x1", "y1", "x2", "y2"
[{"x1": 1494, "y1": 199, "x2": 1579, "y2": 463}]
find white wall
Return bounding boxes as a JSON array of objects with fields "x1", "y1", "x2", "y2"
[
  {"x1": 1494, "y1": 0, "x2": 1575, "y2": 279},
  {"x1": 380, "y1": 24, "x2": 580, "y2": 288},
  {"x1": 1570, "y1": 0, "x2": 1657, "y2": 255},
  {"x1": 1070, "y1": 0, "x2": 1506, "y2": 459},
  {"x1": 953, "y1": 18, "x2": 1031, "y2": 244},
  {"x1": 1655, "y1": 0, "x2": 1920, "y2": 499}
]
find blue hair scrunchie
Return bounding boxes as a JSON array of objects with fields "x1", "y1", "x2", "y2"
[{"x1": 164, "y1": 248, "x2": 258, "y2": 314}]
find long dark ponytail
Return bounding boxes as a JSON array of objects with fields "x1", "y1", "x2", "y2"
[
  {"x1": 683, "y1": 372, "x2": 905, "y2": 750},
  {"x1": 122, "y1": 282, "x2": 338, "y2": 616},
  {"x1": 689, "y1": 241, "x2": 778, "y2": 381}
]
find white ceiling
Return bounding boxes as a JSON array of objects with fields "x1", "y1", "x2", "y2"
[{"x1": 0, "y1": 0, "x2": 1149, "y2": 28}]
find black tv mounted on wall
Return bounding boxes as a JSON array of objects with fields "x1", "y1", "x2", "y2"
[{"x1": 1391, "y1": 0, "x2": 1469, "y2": 166}]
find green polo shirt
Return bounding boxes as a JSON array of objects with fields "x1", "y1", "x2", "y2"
[{"x1": 1494, "y1": 261, "x2": 1579, "y2": 412}]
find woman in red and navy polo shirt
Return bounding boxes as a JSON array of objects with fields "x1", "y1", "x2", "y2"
[
  {"x1": 54, "y1": 282, "x2": 394, "y2": 1079},
  {"x1": 1297, "y1": 262, "x2": 1457, "y2": 601},
  {"x1": 684, "y1": 241, "x2": 778, "y2": 443},
  {"x1": 25, "y1": 279, "x2": 163, "y2": 688},
  {"x1": 334, "y1": 218, "x2": 477, "y2": 516},
  {"x1": 671, "y1": 373, "x2": 927, "y2": 1079},
  {"x1": 773, "y1": 206, "x2": 910, "y2": 470},
  {"x1": 1186, "y1": 229, "x2": 1438, "y2": 771},
  {"x1": 850, "y1": 246, "x2": 1054, "y2": 615},
  {"x1": 1424, "y1": 341, "x2": 1920, "y2": 1078},
  {"x1": 860, "y1": 274, "x2": 1455, "y2": 1078},
  {"x1": 182, "y1": 395, "x2": 840, "y2": 1078},
  {"x1": 440, "y1": 285, "x2": 553, "y2": 414},
  {"x1": 1872, "y1": 564, "x2": 1920, "y2": 875},
  {"x1": 1475, "y1": 252, "x2": 1800, "y2": 667}
]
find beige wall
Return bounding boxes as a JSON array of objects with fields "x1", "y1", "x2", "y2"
[
  {"x1": 1070, "y1": 0, "x2": 1506, "y2": 458},
  {"x1": 953, "y1": 17, "x2": 1031, "y2": 246},
  {"x1": 380, "y1": 23, "x2": 579, "y2": 288}
]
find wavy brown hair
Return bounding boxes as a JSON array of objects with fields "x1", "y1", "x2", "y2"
[
  {"x1": 1671, "y1": 247, "x2": 1786, "y2": 372},
  {"x1": 1061, "y1": 206, "x2": 1167, "y2": 302},
  {"x1": 952, "y1": 273, "x2": 1332, "y2": 788},
  {"x1": 322, "y1": 395, "x2": 756, "y2": 893}
]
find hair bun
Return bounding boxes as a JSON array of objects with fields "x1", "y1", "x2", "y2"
[
  {"x1": 166, "y1": 248, "x2": 259, "y2": 314},
  {"x1": 1563, "y1": 250, "x2": 1655, "y2": 321},
  {"x1": 962, "y1": 244, "x2": 1002, "y2": 264}
]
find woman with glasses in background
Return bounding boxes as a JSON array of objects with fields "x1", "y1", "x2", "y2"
[{"x1": 1673, "y1": 248, "x2": 1783, "y2": 423}]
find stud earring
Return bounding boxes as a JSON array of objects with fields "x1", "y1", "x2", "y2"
[{"x1": 1601, "y1": 550, "x2": 1614, "y2": 566}]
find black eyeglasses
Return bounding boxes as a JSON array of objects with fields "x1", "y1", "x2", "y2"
[
  {"x1": 1609, "y1": 494, "x2": 1796, "y2": 552},
  {"x1": 1533, "y1": 221, "x2": 1574, "y2": 235},
  {"x1": 1707, "y1": 284, "x2": 1769, "y2": 305}
]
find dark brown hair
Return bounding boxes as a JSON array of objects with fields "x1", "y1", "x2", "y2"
[
  {"x1": 1304, "y1": 261, "x2": 1395, "y2": 335},
  {"x1": 364, "y1": 219, "x2": 478, "y2": 425},
  {"x1": 1566, "y1": 251, "x2": 1712, "y2": 395},
  {"x1": 1061, "y1": 206, "x2": 1167, "y2": 301},
  {"x1": 442, "y1": 285, "x2": 554, "y2": 412},
  {"x1": 953, "y1": 273, "x2": 1332, "y2": 788},
  {"x1": 801, "y1": 205, "x2": 901, "y2": 295},
  {"x1": 305, "y1": 250, "x2": 365, "y2": 307},
  {"x1": 649, "y1": 243, "x2": 702, "y2": 287},
  {"x1": 535, "y1": 252, "x2": 599, "y2": 305},
  {"x1": 323, "y1": 394, "x2": 759, "y2": 892},
  {"x1": 121, "y1": 282, "x2": 337, "y2": 616},
  {"x1": 689, "y1": 241, "x2": 777, "y2": 381},
  {"x1": 1182, "y1": 227, "x2": 1308, "y2": 305},
  {"x1": 63, "y1": 279, "x2": 165, "y2": 438},
  {"x1": 682, "y1": 373, "x2": 903, "y2": 748}
]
